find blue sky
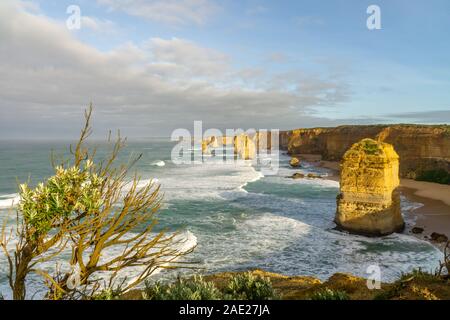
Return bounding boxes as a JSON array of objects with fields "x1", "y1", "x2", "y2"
[{"x1": 0, "y1": 0, "x2": 449, "y2": 138}]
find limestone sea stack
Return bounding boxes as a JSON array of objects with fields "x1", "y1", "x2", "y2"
[
  {"x1": 335, "y1": 138, "x2": 404, "y2": 236},
  {"x1": 290, "y1": 157, "x2": 300, "y2": 167}
]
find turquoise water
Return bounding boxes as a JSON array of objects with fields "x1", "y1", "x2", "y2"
[{"x1": 0, "y1": 139, "x2": 443, "y2": 298}]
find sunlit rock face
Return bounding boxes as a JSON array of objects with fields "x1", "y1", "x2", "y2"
[{"x1": 335, "y1": 139, "x2": 404, "y2": 236}]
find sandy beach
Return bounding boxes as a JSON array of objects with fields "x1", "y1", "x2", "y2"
[
  {"x1": 400, "y1": 183, "x2": 450, "y2": 240},
  {"x1": 297, "y1": 155, "x2": 450, "y2": 242}
]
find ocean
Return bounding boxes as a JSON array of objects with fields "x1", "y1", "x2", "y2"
[{"x1": 0, "y1": 138, "x2": 443, "y2": 299}]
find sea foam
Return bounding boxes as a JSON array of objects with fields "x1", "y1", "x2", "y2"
[
  {"x1": 151, "y1": 160, "x2": 166, "y2": 167},
  {"x1": 0, "y1": 194, "x2": 20, "y2": 208}
]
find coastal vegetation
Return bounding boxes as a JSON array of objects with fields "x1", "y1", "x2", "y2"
[
  {"x1": 144, "y1": 276, "x2": 223, "y2": 300},
  {"x1": 374, "y1": 266, "x2": 450, "y2": 300},
  {"x1": 223, "y1": 271, "x2": 276, "y2": 300},
  {"x1": 310, "y1": 288, "x2": 349, "y2": 300},
  {"x1": 0, "y1": 106, "x2": 193, "y2": 300},
  {"x1": 103, "y1": 260, "x2": 450, "y2": 300},
  {"x1": 142, "y1": 272, "x2": 276, "y2": 300},
  {"x1": 416, "y1": 169, "x2": 450, "y2": 185},
  {"x1": 360, "y1": 138, "x2": 381, "y2": 155}
]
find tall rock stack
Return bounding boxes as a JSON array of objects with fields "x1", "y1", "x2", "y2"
[
  {"x1": 202, "y1": 135, "x2": 257, "y2": 160},
  {"x1": 233, "y1": 134, "x2": 256, "y2": 160},
  {"x1": 201, "y1": 136, "x2": 219, "y2": 154},
  {"x1": 335, "y1": 138, "x2": 404, "y2": 236}
]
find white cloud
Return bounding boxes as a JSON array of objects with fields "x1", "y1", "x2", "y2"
[
  {"x1": 18, "y1": 0, "x2": 40, "y2": 13},
  {"x1": 147, "y1": 37, "x2": 230, "y2": 79},
  {"x1": 80, "y1": 16, "x2": 117, "y2": 34},
  {"x1": 0, "y1": 0, "x2": 349, "y2": 138},
  {"x1": 97, "y1": 0, "x2": 220, "y2": 26}
]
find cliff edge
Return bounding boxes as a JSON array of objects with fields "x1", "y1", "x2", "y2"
[{"x1": 280, "y1": 125, "x2": 450, "y2": 183}]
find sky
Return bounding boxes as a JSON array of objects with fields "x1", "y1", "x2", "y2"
[{"x1": 0, "y1": 0, "x2": 449, "y2": 139}]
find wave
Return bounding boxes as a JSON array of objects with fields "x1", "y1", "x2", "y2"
[
  {"x1": 400, "y1": 195, "x2": 424, "y2": 212},
  {"x1": 151, "y1": 160, "x2": 166, "y2": 167},
  {"x1": 239, "y1": 171, "x2": 264, "y2": 188},
  {"x1": 193, "y1": 212, "x2": 442, "y2": 282},
  {"x1": 117, "y1": 230, "x2": 198, "y2": 287},
  {"x1": 400, "y1": 195, "x2": 424, "y2": 226},
  {"x1": 0, "y1": 194, "x2": 20, "y2": 208},
  {"x1": 154, "y1": 160, "x2": 264, "y2": 201}
]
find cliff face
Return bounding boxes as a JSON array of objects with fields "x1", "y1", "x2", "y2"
[
  {"x1": 280, "y1": 125, "x2": 450, "y2": 179},
  {"x1": 335, "y1": 139, "x2": 404, "y2": 236}
]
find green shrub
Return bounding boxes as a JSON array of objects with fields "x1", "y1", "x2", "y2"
[
  {"x1": 224, "y1": 272, "x2": 276, "y2": 300},
  {"x1": 310, "y1": 288, "x2": 349, "y2": 300},
  {"x1": 91, "y1": 288, "x2": 121, "y2": 300},
  {"x1": 416, "y1": 169, "x2": 450, "y2": 185},
  {"x1": 361, "y1": 139, "x2": 380, "y2": 155},
  {"x1": 143, "y1": 272, "x2": 277, "y2": 301},
  {"x1": 143, "y1": 276, "x2": 222, "y2": 300}
]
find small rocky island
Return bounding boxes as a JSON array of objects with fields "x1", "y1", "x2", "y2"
[{"x1": 335, "y1": 138, "x2": 405, "y2": 236}]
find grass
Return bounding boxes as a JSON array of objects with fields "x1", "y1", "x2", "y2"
[
  {"x1": 360, "y1": 139, "x2": 381, "y2": 155},
  {"x1": 398, "y1": 269, "x2": 439, "y2": 282},
  {"x1": 374, "y1": 269, "x2": 448, "y2": 300}
]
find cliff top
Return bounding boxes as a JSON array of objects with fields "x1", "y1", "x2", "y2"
[
  {"x1": 343, "y1": 138, "x2": 399, "y2": 160},
  {"x1": 282, "y1": 124, "x2": 450, "y2": 134}
]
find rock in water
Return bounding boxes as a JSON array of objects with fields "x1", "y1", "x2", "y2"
[
  {"x1": 290, "y1": 172, "x2": 305, "y2": 179},
  {"x1": 335, "y1": 138, "x2": 404, "y2": 236},
  {"x1": 290, "y1": 157, "x2": 300, "y2": 167},
  {"x1": 430, "y1": 232, "x2": 448, "y2": 243},
  {"x1": 411, "y1": 227, "x2": 424, "y2": 234}
]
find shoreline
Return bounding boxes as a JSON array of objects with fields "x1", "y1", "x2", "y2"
[
  {"x1": 295, "y1": 155, "x2": 450, "y2": 245},
  {"x1": 400, "y1": 185, "x2": 450, "y2": 242}
]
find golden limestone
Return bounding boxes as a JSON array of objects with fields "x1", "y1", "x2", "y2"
[{"x1": 335, "y1": 138, "x2": 404, "y2": 236}]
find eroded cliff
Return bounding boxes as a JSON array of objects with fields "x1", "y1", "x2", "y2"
[{"x1": 280, "y1": 125, "x2": 450, "y2": 181}]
